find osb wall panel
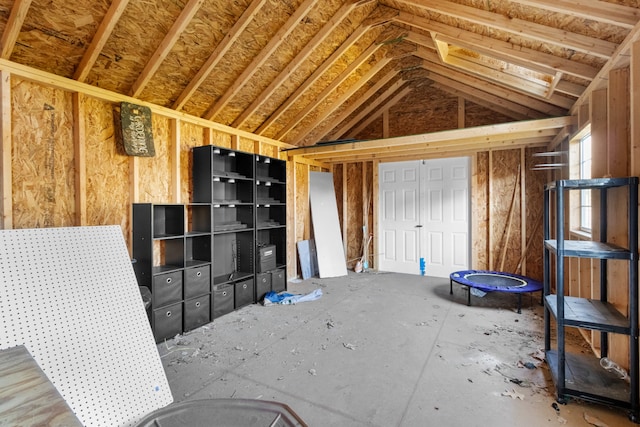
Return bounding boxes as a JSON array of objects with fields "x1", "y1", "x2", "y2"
[
  {"x1": 346, "y1": 163, "x2": 363, "y2": 268},
  {"x1": 136, "y1": 115, "x2": 171, "y2": 203},
  {"x1": 259, "y1": 143, "x2": 279, "y2": 158},
  {"x1": 11, "y1": 79, "x2": 75, "y2": 228},
  {"x1": 238, "y1": 138, "x2": 256, "y2": 154},
  {"x1": 295, "y1": 162, "x2": 310, "y2": 246},
  {"x1": 209, "y1": 130, "x2": 232, "y2": 148},
  {"x1": 180, "y1": 121, "x2": 205, "y2": 203},
  {"x1": 465, "y1": 101, "x2": 514, "y2": 128},
  {"x1": 364, "y1": 161, "x2": 373, "y2": 267},
  {"x1": 472, "y1": 152, "x2": 489, "y2": 270},
  {"x1": 354, "y1": 84, "x2": 460, "y2": 140},
  {"x1": 489, "y1": 150, "x2": 522, "y2": 273},
  {"x1": 524, "y1": 148, "x2": 546, "y2": 280},
  {"x1": 332, "y1": 163, "x2": 344, "y2": 234},
  {"x1": 83, "y1": 96, "x2": 129, "y2": 230}
]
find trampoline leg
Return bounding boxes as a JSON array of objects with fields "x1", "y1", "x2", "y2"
[
  {"x1": 450, "y1": 279, "x2": 453, "y2": 295},
  {"x1": 467, "y1": 286, "x2": 471, "y2": 306},
  {"x1": 517, "y1": 294, "x2": 522, "y2": 314}
]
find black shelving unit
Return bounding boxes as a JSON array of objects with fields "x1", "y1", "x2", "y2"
[
  {"x1": 255, "y1": 154, "x2": 287, "y2": 299},
  {"x1": 133, "y1": 203, "x2": 212, "y2": 342},
  {"x1": 193, "y1": 145, "x2": 260, "y2": 318},
  {"x1": 543, "y1": 177, "x2": 639, "y2": 422}
]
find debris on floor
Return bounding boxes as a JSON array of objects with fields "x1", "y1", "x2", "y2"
[
  {"x1": 263, "y1": 288, "x2": 323, "y2": 306},
  {"x1": 502, "y1": 389, "x2": 525, "y2": 400}
]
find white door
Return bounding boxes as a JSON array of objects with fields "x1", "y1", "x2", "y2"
[
  {"x1": 378, "y1": 157, "x2": 470, "y2": 278},
  {"x1": 378, "y1": 161, "x2": 422, "y2": 274}
]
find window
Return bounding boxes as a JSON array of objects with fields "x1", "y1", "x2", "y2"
[{"x1": 579, "y1": 134, "x2": 592, "y2": 232}]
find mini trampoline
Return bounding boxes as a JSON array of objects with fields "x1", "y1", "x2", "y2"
[{"x1": 449, "y1": 269, "x2": 543, "y2": 313}]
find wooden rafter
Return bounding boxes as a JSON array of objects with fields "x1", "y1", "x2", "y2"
[
  {"x1": 319, "y1": 69, "x2": 400, "y2": 141},
  {"x1": 231, "y1": 0, "x2": 369, "y2": 128},
  {"x1": 416, "y1": 48, "x2": 568, "y2": 116},
  {"x1": 275, "y1": 40, "x2": 384, "y2": 140},
  {"x1": 570, "y1": 15, "x2": 640, "y2": 114},
  {"x1": 172, "y1": 0, "x2": 268, "y2": 111},
  {"x1": 394, "y1": 11, "x2": 599, "y2": 81},
  {"x1": 204, "y1": 0, "x2": 322, "y2": 121},
  {"x1": 509, "y1": 0, "x2": 640, "y2": 29},
  {"x1": 129, "y1": 0, "x2": 205, "y2": 98},
  {"x1": 347, "y1": 85, "x2": 412, "y2": 139},
  {"x1": 429, "y1": 80, "x2": 542, "y2": 121},
  {"x1": 255, "y1": 20, "x2": 378, "y2": 135},
  {"x1": 292, "y1": 53, "x2": 396, "y2": 144},
  {"x1": 396, "y1": 0, "x2": 617, "y2": 59},
  {"x1": 1, "y1": 0, "x2": 33, "y2": 59},
  {"x1": 74, "y1": 0, "x2": 130, "y2": 82}
]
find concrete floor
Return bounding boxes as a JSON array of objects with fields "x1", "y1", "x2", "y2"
[{"x1": 158, "y1": 271, "x2": 637, "y2": 426}]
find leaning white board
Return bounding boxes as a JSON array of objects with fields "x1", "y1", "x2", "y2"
[
  {"x1": 309, "y1": 171, "x2": 347, "y2": 278},
  {"x1": 0, "y1": 226, "x2": 173, "y2": 426}
]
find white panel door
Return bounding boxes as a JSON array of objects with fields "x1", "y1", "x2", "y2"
[
  {"x1": 421, "y1": 157, "x2": 470, "y2": 278},
  {"x1": 378, "y1": 157, "x2": 470, "y2": 277},
  {"x1": 378, "y1": 161, "x2": 422, "y2": 274}
]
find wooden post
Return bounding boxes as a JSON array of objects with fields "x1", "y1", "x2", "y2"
[
  {"x1": 170, "y1": 118, "x2": 181, "y2": 204},
  {"x1": 73, "y1": 93, "x2": 87, "y2": 226},
  {"x1": 0, "y1": 70, "x2": 11, "y2": 229}
]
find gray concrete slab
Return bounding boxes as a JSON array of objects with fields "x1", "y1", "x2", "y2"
[{"x1": 158, "y1": 272, "x2": 637, "y2": 426}]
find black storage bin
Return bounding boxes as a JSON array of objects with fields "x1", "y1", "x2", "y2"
[
  {"x1": 257, "y1": 245, "x2": 276, "y2": 273},
  {"x1": 152, "y1": 302, "x2": 183, "y2": 342},
  {"x1": 235, "y1": 279, "x2": 254, "y2": 308},
  {"x1": 153, "y1": 270, "x2": 183, "y2": 307},
  {"x1": 213, "y1": 284, "x2": 234, "y2": 319},
  {"x1": 256, "y1": 272, "x2": 271, "y2": 301},
  {"x1": 184, "y1": 295, "x2": 211, "y2": 331},
  {"x1": 184, "y1": 265, "x2": 210, "y2": 299},
  {"x1": 271, "y1": 269, "x2": 286, "y2": 292}
]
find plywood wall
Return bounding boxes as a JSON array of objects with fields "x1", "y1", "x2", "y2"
[
  {"x1": 4, "y1": 75, "x2": 293, "y2": 274},
  {"x1": 324, "y1": 149, "x2": 546, "y2": 279}
]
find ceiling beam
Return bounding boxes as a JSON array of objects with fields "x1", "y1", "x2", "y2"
[
  {"x1": 509, "y1": 0, "x2": 640, "y2": 29},
  {"x1": 231, "y1": 0, "x2": 370, "y2": 129},
  {"x1": 394, "y1": 12, "x2": 599, "y2": 81},
  {"x1": 129, "y1": 0, "x2": 205, "y2": 98},
  {"x1": 74, "y1": 0, "x2": 130, "y2": 82},
  {"x1": 307, "y1": 136, "x2": 552, "y2": 164},
  {"x1": 1, "y1": 0, "x2": 33, "y2": 59},
  {"x1": 287, "y1": 116, "x2": 575, "y2": 157},
  {"x1": 396, "y1": 0, "x2": 617, "y2": 59},
  {"x1": 203, "y1": 0, "x2": 322, "y2": 121},
  {"x1": 172, "y1": 0, "x2": 267, "y2": 111}
]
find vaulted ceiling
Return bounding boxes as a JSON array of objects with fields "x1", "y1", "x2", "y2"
[{"x1": 1, "y1": 0, "x2": 638, "y2": 148}]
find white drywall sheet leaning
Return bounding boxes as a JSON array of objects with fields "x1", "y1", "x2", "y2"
[
  {"x1": 309, "y1": 171, "x2": 347, "y2": 278},
  {"x1": 0, "y1": 226, "x2": 173, "y2": 427}
]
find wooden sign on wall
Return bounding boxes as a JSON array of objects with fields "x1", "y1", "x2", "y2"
[{"x1": 114, "y1": 102, "x2": 155, "y2": 156}]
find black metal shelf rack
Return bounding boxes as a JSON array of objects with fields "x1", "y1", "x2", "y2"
[{"x1": 543, "y1": 177, "x2": 639, "y2": 422}]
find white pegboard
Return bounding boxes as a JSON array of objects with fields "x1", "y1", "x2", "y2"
[{"x1": 0, "y1": 226, "x2": 173, "y2": 426}]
